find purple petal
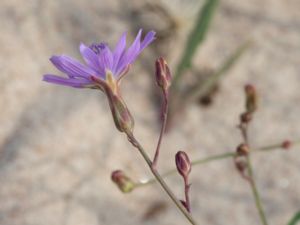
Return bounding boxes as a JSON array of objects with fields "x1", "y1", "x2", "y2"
[
  {"x1": 125, "y1": 29, "x2": 142, "y2": 64},
  {"x1": 115, "y1": 29, "x2": 142, "y2": 75},
  {"x1": 99, "y1": 45, "x2": 113, "y2": 73},
  {"x1": 43, "y1": 74, "x2": 92, "y2": 88},
  {"x1": 79, "y1": 43, "x2": 100, "y2": 72},
  {"x1": 50, "y1": 55, "x2": 95, "y2": 78},
  {"x1": 140, "y1": 30, "x2": 156, "y2": 52},
  {"x1": 112, "y1": 32, "x2": 127, "y2": 73}
]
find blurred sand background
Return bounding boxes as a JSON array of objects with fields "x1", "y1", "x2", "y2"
[{"x1": 0, "y1": 0, "x2": 300, "y2": 224}]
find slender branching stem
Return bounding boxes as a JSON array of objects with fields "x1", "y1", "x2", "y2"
[
  {"x1": 239, "y1": 123, "x2": 269, "y2": 225},
  {"x1": 127, "y1": 133, "x2": 197, "y2": 225},
  {"x1": 246, "y1": 155, "x2": 269, "y2": 225},
  {"x1": 152, "y1": 93, "x2": 168, "y2": 168},
  {"x1": 134, "y1": 140, "x2": 299, "y2": 187}
]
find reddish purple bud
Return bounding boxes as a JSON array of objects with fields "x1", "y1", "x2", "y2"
[
  {"x1": 236, "y1": 143, "x2": 249, "y2": 156},
  {"x1": 111, "y1": 170, "x2": 135, "y2": 193},
  {"x1": 244, "y1": 84, "x2": 257, "y2": 113},
  {"x1": 282, "y1": 140, "x2": 292, "y2": 150},
  {"x1": 234, "y1": 156, "x2": 252, "y2": 181},
  {"x1": 175, "y1": 151, "x2": 191, "y2": 178},
  {"x1": 240, "y1": 112, "x2": 252, "y2": 124},
  {"x1": 155, "y1": 57, "x2": 172, "y2": 93},
  {"x1": 234, "y1": 158, "x2": 247, "y2": 175}
]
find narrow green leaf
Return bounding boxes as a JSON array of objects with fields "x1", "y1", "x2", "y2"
[
  {"x1": 173, "y1": 0, "x2": 219, "y2": 86},
  {"x1": 288, "y1": 212, "x2": 300, "y2": 225}
]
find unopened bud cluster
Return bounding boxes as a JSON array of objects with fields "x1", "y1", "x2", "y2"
[
  {"x1": 239, "y1": 84, "x2": 258, "y2": 125},
  {"x1": 234, "y1": 143, "x2": 249, "y2": 177}
]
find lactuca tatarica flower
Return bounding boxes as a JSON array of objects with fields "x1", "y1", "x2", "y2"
[
  {"x1": 43, "y1": 29, "x2": 155, "y2": 89},
  {"x1": 43, "y1": 29, "x2": 156, "y2": 134}
]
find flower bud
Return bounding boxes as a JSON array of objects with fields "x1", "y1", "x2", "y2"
[
  {"x1": 245, "y1": 84, "x2": 257, "y2": 113},
  {"x1": 282, "y1": 140, "x2": 291, "y2": 150},
  {"x1": 111, "y1": 170, "x2": 135, "y2": 193},
  {"x1": 236, "y1": 143, "x2": 249, "y2": 156},
  {"x1": 234, "y1": 158, "x2": 247, "y2": 174},
  {"x1": 155, "y1": 57, "x2": 172, "y2": 94},
  {"x1": 240, "y1": 112, "x2": 252, "y2": 123},
  {"x1": 175, "y1": 151, "x2": 191, "y2": 178}
]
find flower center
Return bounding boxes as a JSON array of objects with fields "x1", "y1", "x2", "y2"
[{"x1": 89, "y1": 43, "x2": 107, "y2": 55}]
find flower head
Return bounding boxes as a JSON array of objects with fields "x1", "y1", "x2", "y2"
[
  {"x1": 43, "y1": 29, "x2": 156, "y2": 90},
  {"x1": 43, "y1": 30, "x2": 155, "y2": 134}
]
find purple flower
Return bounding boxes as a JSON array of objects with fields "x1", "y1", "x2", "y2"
[{"x1": 43, "y1": 29, "x2": 156, "y2": 89}]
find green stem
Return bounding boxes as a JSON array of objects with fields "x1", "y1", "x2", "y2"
[
  {"x1": 127, "y1": 134, "x2": 197, "y2": 225},
  {"x1": 135, "y1": 140, "x2": 299, "y2": 187},
  {"x1": 239, "y1": 121, "x2": 268, "y2": 225},
  {"x1": 246, "y1": 155, "x2": 268, "y2": 225},
  {"x1": 192, "y1": 152, "x2": 235, "y2": 164}
]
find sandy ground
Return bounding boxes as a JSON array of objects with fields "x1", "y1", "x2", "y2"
[{"x1": 0, "y1": 0, "x2": 300, "y2": 225}]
